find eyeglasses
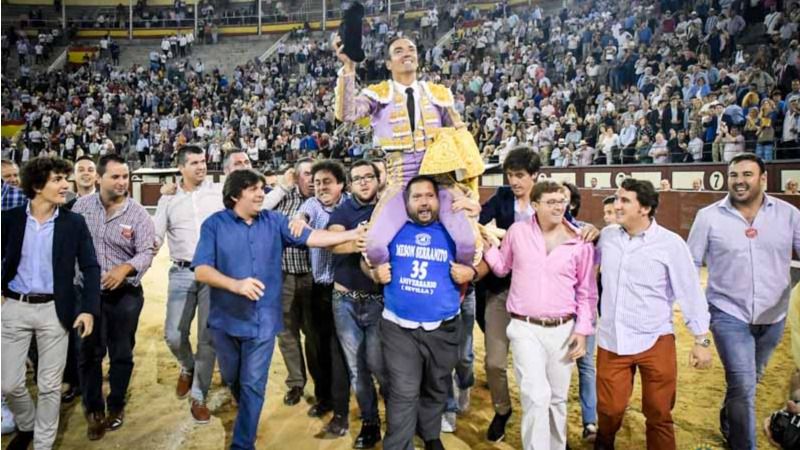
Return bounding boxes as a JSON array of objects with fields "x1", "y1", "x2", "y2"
[
  {"x1": 351, "y1": 174, "x2": 376, "y2": 184},
  {"x1": 538, "y1": 199, "x2": 569, "y2": 207}
]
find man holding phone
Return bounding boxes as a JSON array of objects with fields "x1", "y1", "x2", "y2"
[{"x1": 2, "y1": 156, "x2": 99, "y2": 450}]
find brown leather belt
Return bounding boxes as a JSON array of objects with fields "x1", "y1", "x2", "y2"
[
  {"x1": 4, "y1": 291, "x2": 55, "y2": 304},
  {"x1": 510, "y1": 312, "x2": 575, "y2": 327}
]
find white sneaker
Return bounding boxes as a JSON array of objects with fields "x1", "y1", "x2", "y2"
[
  {"x1": 441, "y1": 411, "x2": 457, "y2": 433},
  {"x1": 1, "y1": 395, "x2": 16, "y2": 435},
  {"x1": 457, "y1": 387, "x2": 471, "y2": 414}
]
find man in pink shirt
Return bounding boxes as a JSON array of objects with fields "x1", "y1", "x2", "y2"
[{"x1": 483, "y1": 180, "x2": 598, "y2": 450}]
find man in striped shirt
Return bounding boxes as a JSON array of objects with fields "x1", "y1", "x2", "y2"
[
  {"x1": 72, "y1": 154, "x2": 156, "y2": 441},
  {"x1": 2, "y1": 159, "x2": 27, "y2": 211},
  {"x1": 688, "y1": 153, "x2": 800, "y2": 449},
  {"x1": 595, "y1": 178, "x2": 712, "y2": 450},
  {"x1": 261, "y1": 158, "x2": 316, "y2": 407},
  {"x1": 290, "y1": 160, "x2": 351, "y2": 432}
]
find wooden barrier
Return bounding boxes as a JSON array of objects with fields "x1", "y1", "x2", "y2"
[
  {"x1": 482, "y1": 161, "x2": 800, "y2": 197},
  {"x1": 479, "y1": 160, "x2": 800, "y2": 240}
]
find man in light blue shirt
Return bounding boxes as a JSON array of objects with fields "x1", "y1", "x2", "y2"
[
  {"x1": 595, "y1": 178, "x2": 712, "y2": 449},
  {"x1": 688, "y1": 153, "x2": 800, "y2": 450},
  {"x1": 2, "y1": 157, "x2": 98, "y2": 450}
]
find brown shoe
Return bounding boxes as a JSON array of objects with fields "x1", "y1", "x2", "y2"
[
  {"x1": 191, "y1": 400, "x2": 211, "y2": 424},
  {"x1": 106, "y1": 409, "x2": 124, "y2": 431},
  {"x1": 176, "y1": 370, "x2": 193, "y2": 399},
  {"x1": 86, "y1": 411, "x2": 106, "y2": 441}
]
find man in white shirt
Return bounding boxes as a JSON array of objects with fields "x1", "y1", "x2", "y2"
[{"x1": 153, "y1": 145, "x2": 222, "y2": 423}]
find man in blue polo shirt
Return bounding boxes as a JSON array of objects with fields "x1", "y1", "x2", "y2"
[
  {"x1": 328, "y1": 159, "x2": 384, "y2": 448},
  {"x1": 370, "y1": 175, "x2": 476, "y2": 450},
  {"x1": 193, "y1": 169, "x2": 364, "y2": 450}
]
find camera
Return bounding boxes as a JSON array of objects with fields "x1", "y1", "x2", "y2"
[{"x1": 769, "y1": 409, "x2": 800, "y2": 449}]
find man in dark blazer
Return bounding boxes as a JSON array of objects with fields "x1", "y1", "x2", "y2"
[
  {"x1": 661, "y1": 94, "x2": 685, "y2": 134},
  {"x1": 1, "y1": 156, "x2": 100, "y2": 450},
  {"x1": 477, "y1": 147, "x2": 540, "y2": 442}
]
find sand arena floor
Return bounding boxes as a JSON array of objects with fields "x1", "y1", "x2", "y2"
[{"x1": 2, "y1": 246, "x2": 794, "y2": 450}]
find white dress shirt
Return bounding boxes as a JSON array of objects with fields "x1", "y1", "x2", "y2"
[{"x1": 153, "y1": 179, "x2": 224, "y2": 262}]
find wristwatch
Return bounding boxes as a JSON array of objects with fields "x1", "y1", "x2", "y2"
[{"x1": 694, "y1": 337, "x2": 712, "y2": 348}]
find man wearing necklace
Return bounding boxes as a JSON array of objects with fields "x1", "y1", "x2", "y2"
[
  {"x1": 688, "y1": 153, "x2": 800, "y2": 450},
  {"x1": 72, "y1": 154, "x2": 157, "y2": 441}
]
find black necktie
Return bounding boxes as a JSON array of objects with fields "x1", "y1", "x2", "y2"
[{"x1": 406, "y1": 87, "x2": 415, "y2": 132}]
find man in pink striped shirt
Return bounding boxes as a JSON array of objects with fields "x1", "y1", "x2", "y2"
[{"x1": 483, "y1": 180, "x2": 598, "y2": 450}]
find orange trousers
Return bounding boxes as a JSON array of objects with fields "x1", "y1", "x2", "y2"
[{"x1": 595, "y1": 334, "x2": 678, "y2": 450}]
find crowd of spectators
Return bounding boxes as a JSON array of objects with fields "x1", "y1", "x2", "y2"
[
  {"x1": 2, "y1": 0, "x2": 799, "y2": 173},
  {"x1": 425, "y1": 0, "x2": 800, "y2": 165},
  {"x1": 0, "y1": 0, "x2": 450, "y2": 172}
]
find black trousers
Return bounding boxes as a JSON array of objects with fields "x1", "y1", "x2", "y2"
[
  {"x1": 306, "y1": 282, "x2": 350, "y2": 416},
  {"x1": 62, "y1": 285, "x2": 83, "y2": 389},
  {"x1": 80, "y1": 285, "x2": 144, "y2": 414},
  {"x1": 380, "y1": 316, "x2": 462, "y2": 449}
]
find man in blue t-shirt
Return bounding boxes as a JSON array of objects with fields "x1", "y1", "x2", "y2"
[
  {"x1": 193, "y1": 169, "x2": 364, "y2": 450},
  {"x1": 370, "y1": 175, "x2": 476, "y2": 450}
]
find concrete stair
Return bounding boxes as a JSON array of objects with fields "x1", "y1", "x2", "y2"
[
  {"x1": 1, "y1": 43, "x2": 68, "y2": 77},
  {"x1": 79, "y1": 34, "x2": 282, "y2": 75}
]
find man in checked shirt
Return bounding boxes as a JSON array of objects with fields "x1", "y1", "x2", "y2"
[
  {"x1": 260, "y1": 158, "x2": 317, "y2": 408},
  {"x1": 289, "y1": 160, "x2": 352, "y2": 432},
  {"x1": 72, "y1": 154, "x2": 156, "y2": 441}
]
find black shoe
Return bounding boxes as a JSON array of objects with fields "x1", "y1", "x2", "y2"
[
  {"x1": 719, "y1": 406, "x2": 731, "y2": 448},
  {"x1": 7, "y1": 430, "x2": 33, "y2": 450},
  {"x1": 424, "y1": 438, "x2": 445, "y2": 450},
  {"x1": 62, "y1": 385, "x2": 80, "y2": 403},
  {"x1": 283, "y1": 387, "x2": 303, "y2": 406},
  {"x1": 307, "y1": 402, "x2": 333, "y2": 418},
  {"x1": 106, "y1": 409, "x2": 124, "y2": 431},
  {"x1": 582, "y1": 423, "x2": 598, "y2": 442},
  {"x1": 322, "y1": 414, "x2": 348, "y2": 437},
  {"x1": 353, "y1": 420, "x2": 381, "y2": 449},
  {"x1": 487, "y1": 410, "x2": 512, "y2": 442}
]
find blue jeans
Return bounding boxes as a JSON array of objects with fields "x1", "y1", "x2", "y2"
[
  {"x1": 209, "y1": 329, "x2": 275, "y2": 450},
  {"x1": 165, "y1": 266, "x2": 214, "y2": 401},
  {"x1": 710, "y1": 305, "x2": 786, "y2": 450},
  {"x1": 755, "y1": 143, "x2": 774, "y2": 161},
  {"x1": 332, "y1": 290, "x2": 385, "y2": 422},
  {"x1": 576, "y1": 333, "x2": 597, "y2": 425},
  {"x1": 446, "y1": 289, "x2": 476, "y2": 413}
]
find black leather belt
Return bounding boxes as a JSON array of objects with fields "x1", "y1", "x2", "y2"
[
  {"x1": 4, "y1": 291, "x2": 55, "y2": 304},
  {"x1": 333, "y1": 290, "x2": 383, "y2": 302},
  {"x1": 441, "y1": 315, "x2": 459, "y2": 325},
  {"x1": 173, "y1": 260, "x2": 193, "y2": 269}
]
